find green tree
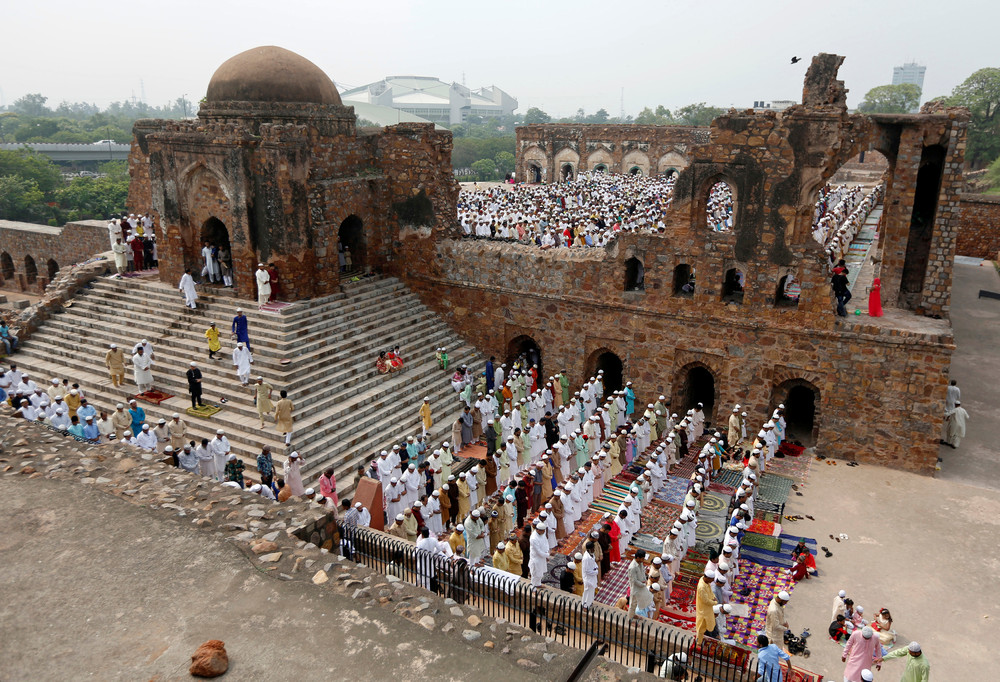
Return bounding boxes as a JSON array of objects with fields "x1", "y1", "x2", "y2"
[
  {"x1": 12, "y1": 93, "x2": 50, "y2": 117},
  {"x1": 523, "y1": 107, "x2": 551, "y2": 125},
  {"x1": 494, "y1": 151, "x2": 515, "y2": 178},
  {"x1": 858, "y1": 83, "x2": 922, "y2": 114},
  {"x1": 673, "y1": 103, "x2": 725, "y2": 126},
  {"x1": 948, "y1": 67, "x2": 1000, "y2": 168},
  {"x1": 0, "y1": 149, "x2": 63, "y2": 195},
  {"x1": 0, "y1": 175, "x2": 46, "y2": 221},
  {"x1": 470, "y1": 158, "x2": 498, "y2": 182},
  {"x1": 635, "y1": 105, "x2": 674, "y2": 125},
  {"x1": 56, "y1": 175, "x2": 129, "y2": 222},
  {"x1": 983, "y1": 154, "x2": 1000, "y2": 193}
]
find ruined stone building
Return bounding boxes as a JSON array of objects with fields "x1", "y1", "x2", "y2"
[{"x1": 118, "y1": 49, "x2": 967, "y2": 474}]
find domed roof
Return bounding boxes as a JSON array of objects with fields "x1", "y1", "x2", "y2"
[{"x1": 206, "y1": 46, "x2": 342, "y2": 106}]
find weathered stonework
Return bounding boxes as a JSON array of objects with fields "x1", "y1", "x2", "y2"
[
  {"x1": 956, "y1": 194, "x2": 1000, "y2": 259},
  {"x1": 0, "y1": 220, "x2": 108, "y2": 293}
]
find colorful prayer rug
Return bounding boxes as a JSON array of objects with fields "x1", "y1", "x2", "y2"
[
  {"x1": 700, "y1": 491, "x2": 731, "y2": 514},
  {"x1": 653, "y1": 476, "x2": 689, "y2": 505},
  {"x1": 713, "y1": 468, "x2": 745, "y2": 489},
  {"x1": 594, "y1": 560, "x2": 630, "y2": 606},
  {"x1": 741, "y1": 532, "x2": 783, "y2": 552},
  {"x1": 724, "y1": 563, "x2": 794, "y2": 648},
  {"x1": 757, "y1": 473, "x2": 795, "y2": 505},
  {"x1": 753, "y1": 510, "x2": 781, "y2": 524},
  {"x1": 777, "y1": 442, "x2": 804, "y2": 457},
  {"x1": 738, "y1": 534, "x2": 818, "y2": 570},
  {"x1": 708, "y1": 481, "x2": 736, "y2": 495},
  {"x1": 765, "y1": 454, "x2": 813, "y2": 483},
  {"x1": 695, "y1": 512, "x2": 728, "y2": 541},
  {"x1": 670, "y1": 456, "x2": 697, "y2": 478},
  {"x1": 132, "y1": 390, "x2": 173, "y2": 405},
  {"x1": 185, "y1": 404, "x2": 222, "y2": 419},
  {"x1": 746, "y1": 518, "x2": 779, "y2": 537},
  {"x1": 258, "y1": 301, "x2": 294, "y2": 313}
]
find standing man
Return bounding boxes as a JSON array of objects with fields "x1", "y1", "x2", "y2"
[
  {"x1": 831, "y1": 266, "x2": 852, "y2": 317},
  {"x1": 256, "y1": 445, "x2": 276, "y2": 494},
  {"x1": 202, "y1": 241, "x2": 219, "y2": 283},
  {"x1": 204, "y1": 322, "x2": 222, "y2": 360},
  {"x1": 255, "y1": 263, "x2": 271, "y2": 310},
  {"x1": 283, "y1": 451, "x2": 306, "y2": 497},
  {"x1": 131, "y1": 346, "x2": 154, "y2": 394},
  {"x1": 880, "y1": 641, "x2": 930, "y2": 681},
  {"x1": 943, "y1": 401, "x2": 969, "y2": 449},
  {"x1": 755, "y1": 635, "x2": 791, "y2": 682},
  {"x1": 843, "y1": 626, "x2": 881, "y2": 682},
  {"x1": 167, "y1": 412, "x2": 187, "y2": 451},
  {"x1": 945, "y1": 379, "x2": 960, "y2": 411},
  {"x1": 209, "y1": 430, "x2": 231, "y2": 483},
  {"x1": 105, "y1": 343, "x2": 126, "y2": 388},
  {"x1": 186, "y1": 361, "x2": 205, "y2": 409},
  {"x1": 528, "y1": 521, "x2": 550, "y2": 588},
  {"x1": 274, "y1": 389, "x2": 294, "y2": 446},
  {"x1": 232, "y1": 342, "x2": 253, "y2": 387},
  {"x1": 765, "y1": 591, "x2": 791, "y2": 651},
  {"x1": 178, "y1": 268, "x2": 198, "y2": 309},
  {"x1": 111, "y1": 238, "x2": 128, "y2": 274},
  {"x1": 419, "y1": 397, "x2": 433, "y2": 437},
  {"x1": 581, "y1": 542, "x2": 599, "y2": 608},
  {"x1": 231, "y1": 308, "x2": 251, "y2": 350},
  {"x1": 695, "y1": 568, "x2": 718, "y2": 641},
  {"x1": 254, "y1": 376, "x2": 274, "y2": 428}
]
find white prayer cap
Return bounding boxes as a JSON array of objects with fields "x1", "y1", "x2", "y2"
[
  {"x1": 141, "y1": 423, "x2": 150, "y2": 430},
  {"x1": 250, "y1": 484, "x2": 262, "y2": 492},
  {"x1": 778, "y1": 404, "x2": 785, "y2": 409},
  {"x1": 413, "y1": 501, "x2": 422, "y2": 508},
  {"x1": 172, "y1": 413, "x2": 180, "y2": 418},
  {"x1": 487, "y1": 419, "x2": 494, "y2": 424},
  {"x1": 777, "y1": 591, "x2": 790, "y2": 601},
  {"x1": 838, "y1": 589, "x2": 847, "y2": 598},
  {"x1": 85, "y1": 414, "x2": 94, "y2": 420},
  {"x1": 290, "y1": 451, "x2": 300, "y2": 459},
  {"x1": 718, "y1": 561, "x2": 730, "y2": 571},
  {"x1": 216, "y1": 428, "x2": 225, "y2": 435},
  {"x1": 732, "y1": 406, "x2": 739, "y2": 412},
  {"x1": 226, "y1": 454, "x2": 236, "y2": 461},
  {"x1": 567, "y1": 561, "x2": 576, "y2": 569},
  {"x1": 471, "y1": 510, "x2": 480, "y2": 517},
  {"x1": 396, "y1": 513, "x2": 404, "y2": 521},
  {"x1": 141, "y1": 338, "x2": 148, "y2": 344},
  {"x1": 442, "y1": 484, "x2": 450, "y2": 490},
  {"x1": 304, "y1": 488, "x2": 314, "y2": 495},
  {"x1": 456, "y1": 524, "x2": 465, "y2": 531},
  {"x1": 496, "y1": 542, "x2": 505, "y2": 551},
  {"x1": 742, "y1": 411, "x2": 748, "y2": 416},
  {"x1": 709, "y1": 438, "x2": 717, "y2": 443},
  {"x1": 534, "y1": 521, "x2": 546, "y2": 530},
  {"x1": 856, "y1": 605, "x2": 864, "y2": 613},
  {"x1": 116, "y1": 403, "x2": 124, "y2": 409},
  {"x1": 907, "y1": 641, "x2": 921, "y2": 653},
  {"x1": 237, "y1": 342, "x2": 244, "y2": 347},
  {"x1": 442, "y1": 441, "x2": 450, "y2": 447},
  {"x1": 653, "y1": 557, "x2": 662, "y2": 565},
  {"x1": 647, "y1": 403, "x2": 654, "y2": 408},
  {"x1": 658, "y1": 395, "x2": 666, "y2": 401},
  {"x1": 704, "y1": 568, "x2": 716, "y2": 579},
  {"x1": 50, "y1": 377, "x2": 59, "y2": 384},
  {"x1": 432, "y1": 490, "x2": 440, "y2": 497},
  {"x1": 861, "y1": 626, "x2": 874, "y2": 639},
  {"x1": 407, "y1": 436, "x2": 414, "y2": 442},
  {"x1": 860, "y1": 671, "x2": 874, "y2": 682},
  {"x1": 722, "y1": 545, "x2": 734, "y2": 553},
  {"x1": 739, "y1": 504, "x2": 749, "y2": 511},
  {"x1": 423, "y1": 396, "x2": 429, "y2": 401},
  {"x1": 390, "y1": 477, "x2": 397, "y2": 483},
  {"x1": 129, "y1": 398, "x2": 137, "y2": 404},
  {"x1": 257, "y1": 262, "x2": 265, "y2": 267}
]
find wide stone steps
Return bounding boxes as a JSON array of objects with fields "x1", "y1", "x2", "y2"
[{"x1": 12, "y1": 273, "x2": 485, "y2": 498}]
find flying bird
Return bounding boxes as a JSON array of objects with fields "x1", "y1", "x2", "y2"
[{"x1": 790, "y1": 56, "x2": 801, "y2": 64}]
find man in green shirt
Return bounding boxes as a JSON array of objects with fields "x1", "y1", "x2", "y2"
[{"x1": 880, "y1": 641, "x2": 930, "y2": 682}]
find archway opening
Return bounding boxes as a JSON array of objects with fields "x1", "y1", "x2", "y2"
[
  {"x1": 561, "y1": 164, "x2": 574, "y2": 182},
  {"x1": 721, "y1": 268, "x2": 744, "y2": 303},
  {"x1": 528, "y1": 164, "x2": 542, "y2": 183},
  {"x1": 201, "y1": 217, "x2": 229, "y2": 252},
  {"x1": 594, "y1": 164, "x2": 608, "y2": 173},
  {"x1": 775, "y1": 380, "x2": 820, "y2": 446},
  {"x1": 901, "y1": 145, "x2": 945, "y2": 310},
  {"x1": 46, "y1": 259, "x2": 59, "y2": 281},
  {"x1": 629, "y1": 166, "x2": 643, "y2": 176},
  {"x1": 624, "y1": 257, "x2": 645, "y2": 291},
  {"x1": 775, "y1": 274, "x2": 800, "y2": 308},
  {"x1": 589, "y1": 351, "x2": 624, "y2": 395},
  {"x1": 507, "y1": 335, "x2": 542, "y2": 380},
  {"x1": 706, "y1": 180, "x2": 734, "y2": 232},
  {"x1": 0, "y1": 252, "x2": 13, "y2": 281},
  {"x1": 338, "y1": 215, "x2": 365, "y2": 274},
  {"x1": 673, "y1": 263, "x2": 694, "y2": 297},
  {"x1": 23, "y1": 255, "x2": 37, "y2": 285},
  {"x1": 676, "y1": 364, "x2": 716, "y2": 424},
  {"x1": 664, "y1": 168, "x2": 678, "y2": 178}
]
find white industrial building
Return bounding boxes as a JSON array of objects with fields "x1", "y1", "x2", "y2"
[{"x1": 339, "y1": 76, "x2": 517, "y2": 126}]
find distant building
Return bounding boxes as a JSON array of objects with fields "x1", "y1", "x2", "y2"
[
  {"x1": 340, "y1": 76, "x2": 517, "y2": 126},
  {"x1": 751, "y1": 100, "x2": 796, "y2": 111},
  {"x1": 892, "y1": 62, "x2": 926, "y2": 90}
]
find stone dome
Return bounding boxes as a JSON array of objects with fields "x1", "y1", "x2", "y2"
[{"x1": 205, "y1": 46, "x2": 342, "y2": 106}]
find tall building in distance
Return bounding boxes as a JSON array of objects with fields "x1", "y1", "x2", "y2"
[
  {"x1": 340, "y1": 76, "x2": 517, "y2": 126},
  {"x1": 892, "y1": 62, "x2": 926, "y2": 90}
]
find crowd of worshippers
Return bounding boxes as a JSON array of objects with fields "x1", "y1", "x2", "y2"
[
  {"x1": 813, "y1": 183, "x2": 884, "y2": 263},
  {"x1": 107, "y1": 212, "x2": 158, "y2": 275},
  {"x1": 456, "y1": 172, "x2": 676, "y2": 248},
  {"x1": 706, "y1": 182, "x2": 734, "y2": 232}
]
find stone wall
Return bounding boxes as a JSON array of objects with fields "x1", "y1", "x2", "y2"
[
  {"x1": 957, "y1": 194, "x2": 1000, "y2": 259},
  {"x1": 0, "y1": 220, "x2": 109, "y2": 293}
]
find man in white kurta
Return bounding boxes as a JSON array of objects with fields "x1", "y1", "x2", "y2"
[
  {"x1": 945, "y1": 401, "x2": 970, "y2": 448},
  {"x1": 529, "y1": 522, "x2": 550, "y2": 587},
  {"x1": 209, "y1": 431, "x2": 231, "y2": 482},
  {"x1": 581, "y1": 545, "x2": 600, "y2": 607},
  {"x1": 178, "y1": 269, "x2": 198, "y2": 309},
  {"x1": 202, "y1": 243, "x2": 219, "y2": 282},
  {"x1": 232, "y1": 342, "x2": 253, "y2": 386},
  {"x1": 131, "y1": 348, "x2": 154, "y2": 393},
  {"x1": 284, "y1": 451, "x2": 306, "y2": 496},
  {"x1": 255, "y1": 264, "x2": 271, "y2": 307}
]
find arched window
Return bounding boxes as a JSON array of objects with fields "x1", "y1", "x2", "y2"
[
  {"x1": 673, "y1": 264, "x2": 694, "y2": 297},
  {"x1": 722, "y1": 267, "x2": 744, "y2": 303},
  {"x1": 774, "y1": 379, "x2": 821, "y2": 446},
  {"x1": 587, "y1": 350, "x2": 624, "y2": 395},
  {"x1": 23, "y1": 256, "x2": 37, "y2": 285},
  {"x1": 624, "y1": 257, "x2": 645, "y2": 292},
  {"x1": 561, "y1": 164, "x2": 574, "y2": 181},
  {"x1": 706, "y1": 180, "x2": 734, "y2": 232},
  {"x1": 629, "y1": 166, "x2": 643, "y2": 176},
  {"x1": 0, "y1": 252, "x2": 13, "y2": 281},
  {"x1": 507, "y1": 335, "x2": 542, "y2": 378},
  {"x1": 528, "y1": 164, "x2": 542, "y2": 183},
  {"x1": 775, "y1": 273, "x2": 800, "y2": 308},
  {"x1": 338, "y1": 215, "x2": 364, "y2": 273},
  {"x1": 594, "y1": 164, "x2": 608, "y2": 173},
  {"x1": 673, "y1": 363, "x2": 717, "y2": 423},
  {"x1": 47, "y1": 259, "x2": 59, "y2": 281}
]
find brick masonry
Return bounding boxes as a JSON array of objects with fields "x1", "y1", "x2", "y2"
[
  {"x1": 0, "y1": 220, "x2": 108, "y2": 293},
  {"x1": 956, "y1": 193, "x2": 1000, "y2": 259}
]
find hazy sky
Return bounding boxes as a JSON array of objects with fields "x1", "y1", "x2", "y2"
[{"x1": 2, "y1": 0, "x2": 996, "y2": 116}]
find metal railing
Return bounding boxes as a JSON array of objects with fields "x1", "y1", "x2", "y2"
[{"x1": 338, "y1": 523, "x2": 766, "y2": 680}]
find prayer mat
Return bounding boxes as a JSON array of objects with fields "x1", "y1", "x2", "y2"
[
  {"x1": 258, "y1": 301, "x2": 294, "y2": 313},
  {"x1": 542, "y1": 553, "x2": 569, "y2": 589},
  {"x1": 741, "y1": 532, "x2": 783, "y2": 552},
  {"x1": 754, "y1": 499, "x2": 785, "y2": 516},
  {"x1": 669, "y1": 456, "x2": 697, "y2": 478},
  {"x1": 700, "y1": 491, "x2": 731, "y2": 514},
  {"x1": 746, "y1": 518, "x2": 780, "y2": 537},
  {"x1": 636, "y1": 501, "x2": 681, "y2": 538},
  {"x1": 695, "y1": 512, "x2": 728, "y2": 541},
  {"x1": 653, "y1": 476, "x2": 689, "y2": 505},
  {"x1": 594, "y1": 560, "x2": 631, "y2": 606},
  {"x1": 713, "y1": 468, "x2": 745, "y2": 489},
  {"x1": 753, "y1": 510, "x2": 781, "y2": 524},
  {"x1": 723, "y1": 563, "x2": 794, "y2": 648},
  {"x1": 738, "y1": 534, "x2": 817, "y2": 570},
  {"x1": 186, "y1": 404, "x2": 222, "y2": 419},
  {"x1": 132, "y1": 390, "x2": 173, "y2": 406},
  {"x1": 631, "y1": 533, "x2": 663, "y2": 555},
  {"x1": 764, "y1": 454, "x2": 813, "y2": 483},
  {"x1": 785, "y1": 666, "x2": 824, "y2": 682},
  {"x1": 777, "y1": 442, "x2": 804, "y2": 457},
  {"x1": 757, "y1": 473, "x2": 795, "y2": 505},
  {"x1": 455, "y1": 443, "x2": 488, "y2": 460},
  {"x1": 708, "y1": 481, "x2": 736, "y2": 496}
]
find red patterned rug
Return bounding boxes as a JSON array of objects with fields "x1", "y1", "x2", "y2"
[{"x1": 132, "y1": 390, "x2": 172, "y2": 405}]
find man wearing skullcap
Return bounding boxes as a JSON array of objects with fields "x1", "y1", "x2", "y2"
[
  {"x1": 765, "y1": 591, "x2": 791, "y2": 651},
  {"x1": 528, "y1": 521, "x2": 550, "y2": 587},
  {"x1": 880, "y1": 641, "x2": 930, "y2": 682},
  {"x1": 843, "y1": 626, "x2": 881, "y2": 681}
]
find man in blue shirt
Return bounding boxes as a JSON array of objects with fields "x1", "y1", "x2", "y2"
[
  {"x1": 128, "y1": 399, "x2": 146, "y2": 436},
  {"x1": 77, "y1": 398, "x2": 97, "y2": 422},
  {"x1": 0, "y1": 323, "x2": 17, "y2": 355},
  {"x1": 756, "y1": 634, "x2": 790, "y2": 682},
  {"x1": 82, "y1": 415, "x2": 101, "y2": 442},
  {"x1": 231, "y1": 309, "x2": 251, "y2": 351}
]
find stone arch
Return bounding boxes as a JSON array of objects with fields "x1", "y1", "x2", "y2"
[
  {"x1": 721, "y1": 265, "x2": 745, "y2": 303},
  {"x1": 624, "y1": 256, "x2": 645, "y2": 291},
  {"x1": 704, "y1": 176, "x2": 736, "y2": 232},
  {"x1": 657, "y1": 150, "x2": 689, "y2": 175},
  {"x1": 586, "y1": 149, "x2": 613, "y2": 172},
  {"x1": 621, "y1": 150, "x2": 650, "y2": 177},
  {"x1": 673, "y1": 263, "x2": 694, "y2": 297},
  {"x1": 338, "y1": 215, "x2": 365, "y2": 273},
  {"x1": 506, "y1": 334, "x2": 542, "y2": 378},
  {"x1": 46, "y1": 259, "x2": 59, "y2": 281},
  {"x1": 180, "y1": 163, "x2": 237, "y2": 280},
  {"x1": 772, "y1": 378, "x2": 821, "y2": 446},
  {"x1": 586, "y1": 348, "x2": 624, "y2": 395},
  {"x1": 0, "y1": 252, "x2": 14, "y2": 281},
  {"x1": 673, "y1": 361, "x2": 718, "y2": 423},
  {"x1": 521, "y1": 146, "x2": 547, "y2": 183},
  {"x1": 775, "y1": 266, "x2": 800, "y2": 307},
  {"x1": 23, "y1": 255, "x2": 37, "y2": 285},
  {"x1": 554, "y1": 148, "x2": 579, "y2": 181}
]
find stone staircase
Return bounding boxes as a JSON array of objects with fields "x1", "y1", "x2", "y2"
[{"x1": 12, "y1": 274, "x2": 484, "y2": 497}]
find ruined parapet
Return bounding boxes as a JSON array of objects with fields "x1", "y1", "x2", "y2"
[{"x1": 801, "y1": 53, "x2": 848, "y2": 108}]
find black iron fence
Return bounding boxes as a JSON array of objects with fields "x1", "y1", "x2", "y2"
[{"x1": 338, "y1": 523, "x2": 768, "y2": 680}]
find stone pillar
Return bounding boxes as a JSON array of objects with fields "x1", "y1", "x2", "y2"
[{"x1": 877, "y1": 127, "x2": 922, "y2": 308}]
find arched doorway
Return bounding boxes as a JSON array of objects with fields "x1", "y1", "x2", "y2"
[
  {"x1": 47, "y1": 259, "x2": 59, "y2": 280},
  {"x1": 561, "y1": 164, "x2": 574, "y2": 182},
  {"x1": 721, "y1": 268, "x2": 744, "y2": 303},
  {"x1": 0, "y1": 252, "x2": 13, "y2": 281},
  {"x1": 201, "y1": 217, "x2": 229, "y2": 251},
  {"x1": 706, "y1": 180, "x2": 734, "y2": 232},
  {"x1": 507, "y1": 335, "x2": 542, "y2": 380},
  {"x1": 24, "y1": 256, "x2": 37, "y2": 285},
  {"x1": 624, "y1": 257, "x2": 645, "y2": 291},
  {"x1": 774, "y1": 379, "x2": 820, "y2": 446},
  {"x1": 629, "y1": 166, "x2": 643, "y2": 176},
  {"x1": 528, "y1": 164, "x2": 542, "y2": 183},
  {"x1": 673, "y1": 263, "x2": 694, "y2": 297},
  {"x1": 588, "y1": 350, "x2": 624, "y2": 395},
  {"x1": 674, "y1": 363, "x2": 717, "y2": 423},
  {"x1": 338, "y1": 215, "x2": 364, "y2": 274},
  {"x1": 775, "y1": 274, "x2": 799, "y2": 308},
  {"x1": 593, "y1": 164, "x2": 608, "y2": 173}
]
